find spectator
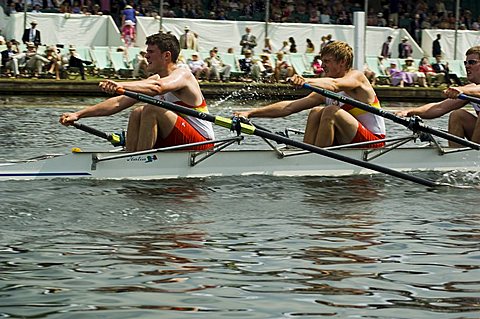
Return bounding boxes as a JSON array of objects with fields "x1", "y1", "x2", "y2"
[
  {"x1": 17, "y1": 42, "x2": 50, "y2": 77},
  {"x1": 7, "y1": 2, "x2": 20, "y2": 14},
  {"x1": 121, "y1": 20, "x2": 136, "y2": 48},
  {"x1": 274, "y1": 51, "x2": 294, "y2": 83},
  {"x1": 380, "y1": 35, "x2": 393, "y2": 58},
  {"x1": 377, "y1": 55, "x2": 389, "y2": 77},
  {"x1": 279, "y1": 40, "x2": 289, "y2": 54},
  {"x1": 239, "y1": 27, "x2": 257, "y2": 55},
  {"x1": 377, "y1": 12, "x2": 387, "y2": 26},
  {"x1": 389, "y1": 0, "x2": 400, "y2": 26},
  {"x1": 44, "y1": 46, "x2": 62, "y2": 80},
  {"x1": 179, "y1": 26, "x2": 198, "y2": 51},
  {"x1": 311, "y1": 55, "x2": 324, "y2": 77},
  {"x1": 238, "y1": 49, "x2": 254, "y2": 76},
  {"x1": 398, "y1": 36, "x2": 412, "y2": 59},
  {"x1": 22, "y1": 20, "x2": 41, "y2": 46},
  {"x1": 432, "y1": 55, "x2": 462, "y2": 86},
  {"x1": 67, "y1": 46, "x2": 92, "y2": 80},
  {"x1": 133, "y1": 49, "x2": 148, "y2": 79},
  {"x1": 262, "y1": 37, "x2": 273, "y2": 54},
  {"x1": 410, "y1": 13, "x2": 422, "y2": 43},
  {"x1": 388, "y1": 60, "x2": 410, "y2": 87},
  {"x1": 92, "y1": 3, "x2": 102, "y2": 15},
  {"x1": 1, "y1": 41, "x2": 20, "y2": 77},
  {"x1": 432, "y1": 34, "x2": 442, "y2": 57},
  {"x1": 319, "y1": 35, "x2": 328, "y2": 52},
  {"x1": 59, "y1": 0, "x2": 72, "y2": 13},
  {"x1": 204, "y1": 49, "x2": 231, "y2": 82},
  {"x1": 402, "y1": 57, "x2": 427, "y2": 87},
  {"x1": 121, "y1": 3, "x2": 136, "y2": 27},
  {"x1": 309, "y1": 8, "x2": 320, "y2": 23},
  {"x1": 288, "y1": 36, "x2": 297, "y2": 53},
  {"x1": 238, "y1": 49, "x2": 261, "y2": 81},
  {"x1": 187, "y1": 52, "x2": 209, "y2": 81},
  {"x1": 259, "y1": 54, "x2": 274, "y2": 81},
  {"x1": 72, "y1": 0, "x2": 82, "y2": 13},
  {"x1": 31, "y1": 4, "x2": 42, "y2": 13},
  {"x1": 419, "y1": 57, "x2": 440, "y2": 86},
  {"x1": 305, "y1": 38, "x2": 315, "y2": 53},
  {"x1": 325, "y1": 34, "x2": 334, "y2": 45}
]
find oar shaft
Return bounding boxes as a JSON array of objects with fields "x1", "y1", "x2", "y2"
[
  {"x1": 303, "y1": 83, "x2": 480, "y2": 150},
  {"x1": 116, "y1": 88, "x2": 439, "y2": 187},
  {"x1": 458, "y1": 93, "x2": 480, "y2": 105},
  {"x1": 303, "y1": 83, "x2": 409, "y2": 126},
  {"x1": 72, "y1": 122, "x2": 109, "y2": 140},
  {"x1": 254, "y1": 129, "x2": 438, "y2": 187}
]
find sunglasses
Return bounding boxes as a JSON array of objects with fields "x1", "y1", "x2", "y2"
[{"x1": 464, "y1": 59, "x2": 480, "y2": 66}]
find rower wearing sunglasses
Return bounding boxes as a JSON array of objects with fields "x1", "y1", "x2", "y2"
[{"x1": 396, "y1": 46, "x2": 480, "y2": 147}]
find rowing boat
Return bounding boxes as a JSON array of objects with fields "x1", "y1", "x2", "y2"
[
  {"x1": 2, "y1": 88, "x2": 479, "y2": 185},
  {"x1": 0, "y1": 135, "x2": 477, "y2": 181}
]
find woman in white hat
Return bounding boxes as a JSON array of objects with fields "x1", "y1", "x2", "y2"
[
  {"x1": 121, "y1": 20, "x2": 136, "y2": 48},
  {"x1": 402, "y1": 57, "x2": 427, "y2": 87}
]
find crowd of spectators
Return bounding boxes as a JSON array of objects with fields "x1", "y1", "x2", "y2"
[
  {"x1": 2, "y1": 0, "x2": 479, "y2": 35},
  {"x1": 1, "y1": 0, "x2": 477, "y2": 86},
  {"x1": 373, "y1": 54, "x2": 464, "y2": 88}
]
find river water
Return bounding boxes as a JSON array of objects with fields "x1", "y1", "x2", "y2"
[{"x1": 0, "y1": 95, "x2": 479, "y2": 319}]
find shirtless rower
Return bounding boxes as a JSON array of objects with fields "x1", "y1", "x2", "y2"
[
  {"x1": 234, "y1": 41, "x2": 386, "y2": 148},
  {"x1": 396, "y1": 46, "x2": 480, "y2": 147},
  {"x1": 59, "y1": 32, "x2": 214, "y2": 152}
]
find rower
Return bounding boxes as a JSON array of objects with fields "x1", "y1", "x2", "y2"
[
  {"x1": 396, "y1": 46, "x2": 480, "y2": 148},
  {"x1": 59, "y1": 32, "x2": 214, "y2": 152},
  {"x1": 234, "y1": 41, "x2": 386, "y2": 148}
]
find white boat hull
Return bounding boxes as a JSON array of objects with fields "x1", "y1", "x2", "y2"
[{"x1": 0, "y1": 146, "x2": 478, "y2": 181}]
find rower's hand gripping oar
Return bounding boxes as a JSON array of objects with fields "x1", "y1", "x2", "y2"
[
  {"x1": 72, "y1": 122, "x2": 125, "y2": 147},
  {"x1": 115, "y1": 87, "x2": 443, "y2": 188},
  {"x1": 302, "y1": 83, "x2": 480, "y2": 150},
  {"x1": 458, "y1": 93, "x2": 480, "y2": 105}
]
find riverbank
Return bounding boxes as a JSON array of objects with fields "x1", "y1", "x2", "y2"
[{"x1": 0, "y1": 78, "x2": 446, "y2": 102}]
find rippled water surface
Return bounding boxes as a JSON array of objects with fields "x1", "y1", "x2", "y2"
[{"x1": 0, "y1": 96, "x2": 479, "y2": 318}]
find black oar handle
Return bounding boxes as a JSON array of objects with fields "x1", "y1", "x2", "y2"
[
  {"x1": 303, "y1": 83, "x2": 480, "y2": 150},
  {"x1": 458, "y1": 93, "x2": 480, "y2": 105},
  {"x1": 116, "y1": 88, "x2": 441, "y2": 187},
  {"x1": 72, "y1": 122, "x2": 109, "y2": 140},
  {"x1": 72, "y1": 122, "x2": 124, "y2": 146}
]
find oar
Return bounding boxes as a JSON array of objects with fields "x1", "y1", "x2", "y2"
[
  {"x1": 302, "y1": 83, "x2": 480, "y2": 150},
  {"x1": 72, "y1": 122, "x2": 125, "y2": 147},
  {"x1": 458, "y1": 93, "x2": 480, "y2": 105},
  {"x1": 115, "y1": 88, "x2": 441, "y2": 187}
]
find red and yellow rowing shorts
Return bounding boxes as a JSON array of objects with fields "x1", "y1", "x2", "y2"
[
  {"x1": 154, "y1": 116, "x2": 213, "y2": 151},
  {"x1": 350, "y1": 122, "x2": 385, "y2": 148}
]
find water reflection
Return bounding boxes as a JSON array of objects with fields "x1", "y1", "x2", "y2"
[{"x1": 1, "y1": 97, "x2": 480, "y2": 318}]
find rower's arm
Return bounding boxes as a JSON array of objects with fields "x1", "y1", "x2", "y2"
[
  {"x1": 402, "y1": 99, "x2": 468, "y2": 119},
  {"x1": 460, "y1": 85, "x2": 480, "y2": 96},
  {"x1": 99, "y1": 72, "x2": 191, "y2": 97},
  {"x1": 112, "y1": 75, "x2": 167, "y2": 96},
  {"x1": 305, "y1": 70, "x2": 362, "y2": 93},
  {"x1": 444, "y1": 83, "x2": 480, "y2": 98},
  {"x1": 242, "y1": 93, "x2": 324, "y2": 118},
  {"x1": 75, "y1": 95, "x2": 137, "y2": 119}
]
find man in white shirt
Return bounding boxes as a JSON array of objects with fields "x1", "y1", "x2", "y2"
[
  {"x1": 240, "y1": 27, "x2": 257, "y2": 55},
  {"x1": 21, "y1": 21, "x2": 41, "y2": 47}
]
